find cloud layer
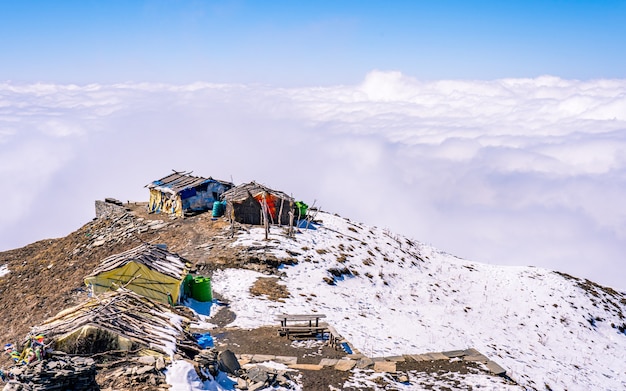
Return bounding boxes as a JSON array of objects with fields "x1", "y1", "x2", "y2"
[{"x1": 1, "y1": 72, "x2": 625, "y2": 289}]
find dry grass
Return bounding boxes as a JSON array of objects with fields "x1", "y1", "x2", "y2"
[{"x1": 249, "y1": 277, "x2": 290, "y2": 302}]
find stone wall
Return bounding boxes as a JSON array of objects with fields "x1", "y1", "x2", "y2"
[{"x1": 95, "y1": 199, "x2": 127, "y2": 219}]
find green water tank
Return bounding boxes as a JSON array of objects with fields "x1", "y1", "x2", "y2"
[
  {"x1": 295, "y1": 201, "x2": 308, "y2": 217},
  {"x1": 190, "y1": 276, "x2": 213, "y2": 302}
]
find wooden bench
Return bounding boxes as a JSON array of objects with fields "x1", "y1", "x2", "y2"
[
  {"x1": 326, "y1": 325, "x2": 346, "y2": 349},
  {"x1": 275, "y1": 314, "x2": 328, "y2": 340}
]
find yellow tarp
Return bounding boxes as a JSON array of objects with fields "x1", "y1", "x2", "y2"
[
  {"x1": 84, "y1": 261, "x2": 183, "y2": 304},
  {"x1": 149, "y1": 189, "x2": 183, "y2": 216},
  {"x1": 149, "y1": 189, "x2": 162, "y2": 213}
]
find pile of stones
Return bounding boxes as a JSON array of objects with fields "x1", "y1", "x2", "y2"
[
  {"x1": 193, "y1": 348, "x2": 219, "y2": 379},
  {"x1": 3, "y1": 355, "x2": 97, "y2": 391},
  {"x1": 193, "y1": 349, "x2": 296, "y2": 390},
  {"x1": 239, "y1": 365, "x2": 295, "y2": 391},
  {"x1": 97, "y1": 355, "x2": 169, "y2": 391}
]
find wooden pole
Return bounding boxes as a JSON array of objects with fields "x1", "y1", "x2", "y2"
[
  {"x1": 278, "y1": 198, "x2": 284, "y2": 227},
  {"x1": 288, "y1": 210, "x2": 294, "y2": 237},
  {"x1": 259, "y1": 194, "x2": 269, "y2": 240}
]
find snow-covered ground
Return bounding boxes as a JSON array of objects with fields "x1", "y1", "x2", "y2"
[
  {"x1": 166, "y1": 360, "x2": 238, "y2": 391},
  {"x1": 208, "y1": 211, "x2": 626, "y2": 391},
  {"x1": 344, "y1": 367, "x2": 524, "y2": 391}
]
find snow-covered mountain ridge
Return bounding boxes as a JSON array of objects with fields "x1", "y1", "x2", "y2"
[{"x1": 213, "y1": 211, "x2": 626, "y2": 391}]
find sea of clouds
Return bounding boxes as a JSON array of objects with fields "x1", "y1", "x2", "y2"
[{"x1": 1, "y1": 71, "x2": 625, "y2": 289}]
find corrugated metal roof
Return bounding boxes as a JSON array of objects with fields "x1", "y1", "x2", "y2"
[
  {"x1": 147, "y1": 171, "x2": 233, "y2": 195},
  {"x1": 87, "y1": 243, "x2": 188, "y2": 280}
]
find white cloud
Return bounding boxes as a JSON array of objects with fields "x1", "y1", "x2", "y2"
[{"x1": 1, "y1": 72, "x2": 625, "y2": 289}]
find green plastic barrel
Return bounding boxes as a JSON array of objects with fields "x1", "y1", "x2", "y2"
[
  {"x1": 295, "y1": 201, "x2": 308, "y2": 217},
  {"x1": 190, "y1": 276, "x2": 213, "y2": 302}
]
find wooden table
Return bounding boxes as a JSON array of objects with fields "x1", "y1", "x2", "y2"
[{"x1": 275, "y1": 314, "x2": 328, "y2": 339}]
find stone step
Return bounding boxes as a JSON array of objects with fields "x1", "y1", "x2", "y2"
[
  {"x1": 373, "y1": 361, "x2": 396, "y2": 373},
  {"x1": 486, "y1": 360, "x2": 507, "y2": 375},
  {"x1": 334, "y1": 359, "x2": 357, "y2": 371},
  {"x1": 288, "y1": 363, "x2": 323, "y2": 371}
]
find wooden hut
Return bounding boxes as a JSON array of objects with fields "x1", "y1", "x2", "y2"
[
  {"x1": 147, "y1": 171, "x2": 233, "y2": 217},
  {"x1": 84, "y1": 243, "x2": 189, "y2": 305},
  {"x1": 31, "y1": 289, "x2": 190, "y2": 356},
  {"x1": 222, "y1": 181, "x2": 294, "y2": 226}
]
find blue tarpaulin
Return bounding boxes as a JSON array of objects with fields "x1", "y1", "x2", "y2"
[
  {"x1": 180, "y1": 187, "x2": 197, "y2": 199},
  {"x1": 297, "y1": 220, "x2": 317, "y2": 230},
  {"x1": 194, "y1": 333, "x2": 214, "y2": 349}
]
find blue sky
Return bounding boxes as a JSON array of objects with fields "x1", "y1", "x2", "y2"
[
  {"x1": 1, "y1": 1, "x2": 625, "y2": 85},
  {"x1": 1, "y1": 1, "x2": 626, "y2": 290}
]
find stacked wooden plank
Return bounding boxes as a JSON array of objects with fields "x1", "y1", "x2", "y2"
[
  {"x1": 87, "y1": 243, "x2": 188, "y2": 280},
  {"x1": 31, "y1": 289, "x2": 188, "y2": 356}
]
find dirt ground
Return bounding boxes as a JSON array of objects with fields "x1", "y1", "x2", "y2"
[{"x1": 212, "y1": 326, "x2": 352, "y2": 389}]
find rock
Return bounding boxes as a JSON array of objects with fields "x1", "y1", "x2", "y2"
[
  {"x1": 136, "y1": 365, "x2": 155, "y2": 375},
  {"x1": 334, "y1": 359, "x2": 357, "y2": 371},
  {"x1": 7, "y1": 355, "x2": 97, "y2": 390},
  {"x1": 356, "y1": 357, "x2": 374, "y2": 369},
  {"x1": 195, "y1": 348, "x2": 219, "y2": 377},
  {"x1": 236, "y1": 377, "x2": 248, "y2": 389},
  {"x1": 287, "y1": 364, "x2": 323, "y2": 370},
  {"x1": 423, "y1": 352, "x2": 449, "y2": 361},
  {"x1": 218, "y1": 349, "x2": 241, "y2": 375},
  {"x1": 486, "y1": 360, "x2": 507, "y2": 375},
  {"x1": 248, "y1": 381, "x2": 266, "y2": 391},
  {"x1": 463, "y1": 354, "x2": 488, "y2": 363},
  {"x1": 250, "y1": 354, "x2": 274, "y2": 363},
  {"x1": 408, "y1": 354, "x2": 429, "y2": 362},
  {"x1": 442, "y1": 350, "x2": 466, "y2": 358},
  {"x1": 3, "y1": 381, "x2": 32, "y2": 391},
  {"x1": 246, "y1": 366, "x2": 270, "y2": 384},
  {"x1": 374, "y1": 361, "x2": 396, "y2": 373},
  {"x1": 136, "y1": 356, "x2": 156, "y2": 365},
  {"x1": 275, "y1": 374, "x2": 289, "y2": 385},
  {"x1": 273, "y1": 356, "x2": 297, "y2": 366},
  {"x1": 155, "y1": 356, "x2": 166, "y2": 370},
  {"x1": 318, "y1": 358, "x2": 338, "y2": 367}
]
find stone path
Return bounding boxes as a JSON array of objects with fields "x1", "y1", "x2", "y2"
[{"x1": 235, "y1": 347, "x2": 507, "y2": 376}]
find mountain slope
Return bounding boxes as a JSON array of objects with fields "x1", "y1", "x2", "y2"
[
  {"x1": 2, "y1": 205, "x2": 625, "y2": 390},
  {"x1": 212, "y1": 212, "x2": 626, "y2": 391}
]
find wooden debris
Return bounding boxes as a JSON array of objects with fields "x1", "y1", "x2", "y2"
[{"x1": 30, "y1": 289, "x2": 190, "y2": 356}]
